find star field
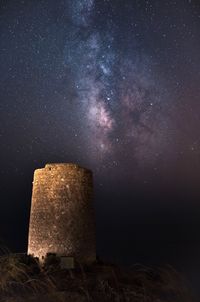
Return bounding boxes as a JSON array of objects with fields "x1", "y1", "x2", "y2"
[
  {"x1": 0, "y1": 1, "x2": 200, "y2": 186},
  {"x1": 1, "y1": 0, "x2": 200, "y2": 266}
]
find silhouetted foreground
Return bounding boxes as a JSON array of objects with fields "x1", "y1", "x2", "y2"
[{"x1": 0, "y1": 253, "x2": 196, "y2": 302}]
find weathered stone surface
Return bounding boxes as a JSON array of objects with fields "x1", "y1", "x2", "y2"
[{"x1": 28, "y1": 163, "x2": 96, "y2": 264}]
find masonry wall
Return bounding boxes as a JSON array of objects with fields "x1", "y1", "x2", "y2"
[{"x1": 28, "y1": 163, "x2": 96, "y2": 264}]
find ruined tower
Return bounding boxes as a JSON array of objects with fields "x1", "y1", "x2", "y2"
[{"x1": 28, "y1": 163, "x2": 96, "y2": 264}]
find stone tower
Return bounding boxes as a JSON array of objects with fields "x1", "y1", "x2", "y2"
[{"x1": 28, "y1": 163, "x2": 96, "y2": 264}]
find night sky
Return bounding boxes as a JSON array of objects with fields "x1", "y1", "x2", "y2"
[{"x1": 0, "y1": 0, "x2": 200, "y2": 294}]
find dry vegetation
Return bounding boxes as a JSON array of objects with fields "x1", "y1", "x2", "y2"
[{"x1": 0, "y1": 252, "x2": 196, "y2": 302}]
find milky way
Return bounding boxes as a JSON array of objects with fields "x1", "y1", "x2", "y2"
[
  {"x1": 63, "y1": 0, "x2": 172, "y2": 173},
  {"x1": 0, "y1": 0, "x2": 200, "y2": 187}
]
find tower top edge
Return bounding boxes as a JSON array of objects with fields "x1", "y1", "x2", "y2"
[{"x1": 34, "y1": 163, "x2": 92, "y2": 173}]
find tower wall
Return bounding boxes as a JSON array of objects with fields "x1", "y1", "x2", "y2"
[{"x1": 28, "y1": 163, "x2": 96, "y2": 263}]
